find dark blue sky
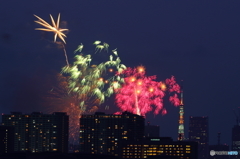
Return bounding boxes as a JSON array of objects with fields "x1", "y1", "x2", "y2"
[{"x1": 1, "y1": 1, "x2": 240, "y2": 146}]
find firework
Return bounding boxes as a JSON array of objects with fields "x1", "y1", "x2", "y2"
[
  {"x1": 34, "y1": 13, "x2": 69, "y2": 65},
  {"x1": 165, "y1": 76, "x2": 181, "y2": 106},
  {"x1": 62, "y1": 41, "x2": 126, "y2": 114},
  {"x1": 115, "y1": 67, "x2": 180, "y2": 116},
  {"x1": 93, "y1": 41, "x2": 110, "y2": 53},
  {"x1": 74, "y1": 43, "x2": 84, "y2": 53},
  {"x1": 34, "y1": 13, "x2": 68, "y2": 44}
]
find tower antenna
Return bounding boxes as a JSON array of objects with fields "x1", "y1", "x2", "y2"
[{"x1": 178, "y1": 80, "x2": 185, "y2": 141}]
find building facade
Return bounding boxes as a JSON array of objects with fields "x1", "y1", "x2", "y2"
[
  {"x1": 232, "y1": 125, "x2": 240, "y2": 152},
  {"x1": 0, "y1": 126, "x2": 14, "y2": 154},
  {"x1": 1, "y1": 112, "x2": 68, "y2": 153},
  {"x1": 122, "y1": 137, "x2": 198, "y2": 159},
  {"x1": 80, "y1": 111, "x2": 144, "y2": 157},
  {"x1": 188, "y1": 116, "x2": 209, "y2": 159},
  {"x1": 232, "y1": 125, "x2": 240, "y2": 159}
]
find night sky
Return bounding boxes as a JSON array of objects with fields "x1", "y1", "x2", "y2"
[{"x1": 1, "y1": 1, "x2": 240, "y2": 146}]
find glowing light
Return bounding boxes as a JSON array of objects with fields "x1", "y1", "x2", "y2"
[
  {"x1": 137, "y1": 66, "x2": 145, "y2": 73},
  {"x1": 137, "y1": 81, "x2": 142, "y2": 85},
  {"x1": 34, "y1": 13, "x2": 68, "y2": 44},
  {"x1": 160, "y1": 82, "x2": 167, "y2": 91},
  {"x1": 149, "y1": 88, "x2": 154, "y2": 92},
  {"x1": 112, "y1": 48, "x2": 118, "y2": 56},
  {"x1": 130, "y1": 77, "x2": 136, "y2": 82},
  {"x1": 93, "y1": 41, "x2": 101, "y2": 45}
]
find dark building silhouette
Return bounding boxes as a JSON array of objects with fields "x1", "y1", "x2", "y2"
[
  {"x1": 0, "y1": 152, "x2": 122, "y2": 159},
  {"x1": 0, "y1": 126, "x2": 14, "y2": 154},
  {"x1": 188, "y1": 116, "x2": 209, "y2": 159},
  {"x1": 122, "y1": 137, "x2": 198, "y2": 159},
  {"x1": 145, "y1": 121, "x2": 160, "y2": 137},
  {"x1": 1, "y1": 112, "x2": 68, "y2": 153},
  {"x1": 79, "y1": 111, "x2": 144, "y2": 157},
  {"x1": 231, "y1": 125, "x2": 240, "y2": 159},
  {"x1": 232, "y1": 125, "x2": 240, "y2": 152},
  {"x1": 208, "y1": 132, "x2": 230, "y2": 159},
  {"x1": 208, "y1": 145, "x2": 230, "y2": 159}
]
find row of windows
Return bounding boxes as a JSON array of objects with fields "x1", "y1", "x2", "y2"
[
  {"x1": 82, "y1": 115, "x2": 134, "y2": 118},
  {"x1": 127, "y1": 145, "x2": 191, "y2": 148}
]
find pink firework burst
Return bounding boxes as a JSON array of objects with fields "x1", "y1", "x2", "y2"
[
  {"x1": 165, "y1": 76, "x2": 181, "y2": 106},
  {"x1": 115, "y1": 66, "x2": 180, "y2": 116}
]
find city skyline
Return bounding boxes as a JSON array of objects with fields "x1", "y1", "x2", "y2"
[
  {"x1": 0, "y1": 0, "x2": 240, "y2": 148},
  {"x1": 0, "y1": 111, "x2": 200, "y2": 158}
]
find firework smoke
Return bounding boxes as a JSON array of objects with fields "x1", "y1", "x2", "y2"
[{"x1": 42, "y1": 73, "x2": 80, "y2": 144}]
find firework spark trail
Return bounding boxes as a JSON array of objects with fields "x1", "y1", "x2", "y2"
[
  {"x1": 34, "y1": 13, "x2": 69, "y2": 65},
  {"x1": 115, "y1": 67, "x2": 180, "y2": 116},
  {"x1": 62, "y1": 42, "x2": 126, "y2": 114}
]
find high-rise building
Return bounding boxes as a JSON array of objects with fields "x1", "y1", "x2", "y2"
[
  {"x1": 145, "y1": 121, "x2": 160, "y2": 137},
  {"x1": 178, "y1": 82, "x2": 185, "y2": 141},
  {"x1": 0, "y1": 126, "x2": 14, "y2": 154},
  {"x1": 79, "y1": 111, "x2": 144, "y2": 157},
  {"x1": 232, "y1": 125, "x2": 240, "y2": 152},
  {"x1": 188, "y1": 116, "x2": 209, "y2": 159},
  {"x1": 1, "y1": 112, "x2": 69, "y2": 153}
]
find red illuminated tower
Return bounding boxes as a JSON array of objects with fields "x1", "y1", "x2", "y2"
[{"x1": 178, "y1": 81, "x2": 185, "y2": 141}]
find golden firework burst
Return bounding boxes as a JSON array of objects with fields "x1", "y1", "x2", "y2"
[{"x1": 34, "y1": 13, "x2": 68, "y2": 44}]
